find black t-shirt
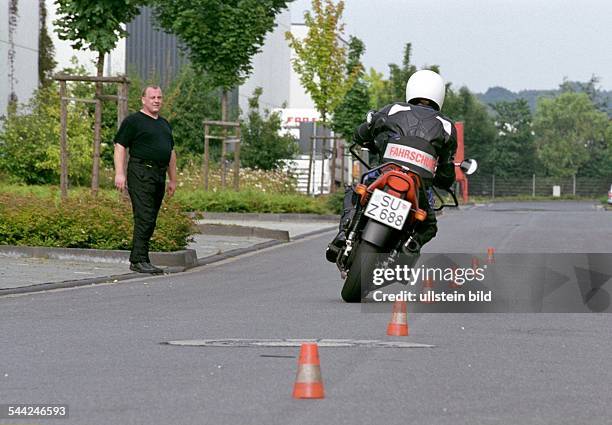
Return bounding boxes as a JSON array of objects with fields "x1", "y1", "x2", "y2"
[{"x1": 114, "y1": 111, "x2": 175, "y2": 164}]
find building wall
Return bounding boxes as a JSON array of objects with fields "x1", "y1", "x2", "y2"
[
  {"x1": 238, "y1": 9, "x2": 291, "y2": 115},
  {"x1": 287, "y1": 23, "x2": 316, "y2": 110},
  {"x1": 125, "y1": 6, "x2": 188, "y2": 87},
  {"x1": 1, "y1": 0, "x2": 39, "y2": 117}
]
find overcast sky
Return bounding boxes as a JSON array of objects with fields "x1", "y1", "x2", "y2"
[{"x1": 289, "y1": 0, "x2": 612, "y2": 93}]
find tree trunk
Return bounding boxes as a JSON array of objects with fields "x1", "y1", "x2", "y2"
[
  {"x1": 91, "y1": 52, "x2": 104, "y2": 196},
  {"x1": 59, "y1": 81, "x2": 69, "y2": 200},
  {"x1": 221, "y1": 89, "x2": 228, "y2": 122},
  {"x1": 221, "y1": 89, "x2": 228, "y2": 188}
]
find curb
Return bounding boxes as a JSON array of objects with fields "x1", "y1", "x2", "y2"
[
  {"x1": 191, "y1": 212, "x2": 341, "y2": 222},
  {"x1": 196, "y1": 223, "x2": 290, "y2": 241},
  {"x1": 0, "y1": 226, "x2": 337, "y2": 297},
  {"x1": 0, "y1": 245, "x2": 198, "y2": 268}
]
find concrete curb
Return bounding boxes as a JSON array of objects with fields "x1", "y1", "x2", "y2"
[
  {"x1": 191, "y1": 212, "x2": 340, "y2": 222},
  {"x1": 0, "y1": 245, "x2": 198, "y2": 268},
  {"x1": 0, "y1": 271, "x2": 149, "y2": 296},
  {"x1": 196, "y1": 223, "x2": 290, "y2": 241},
  {"x1": 0, "y1": 225, "x2": 337, "y2": 297}
]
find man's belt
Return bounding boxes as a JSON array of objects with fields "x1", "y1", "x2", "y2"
[{"x1": 129, "y1": 156, "x2": 168, "y2": 170}]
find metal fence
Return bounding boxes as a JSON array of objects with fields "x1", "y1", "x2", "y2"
[{"x1": 468, "y1": 174, "x2": 611, "y2": 198}]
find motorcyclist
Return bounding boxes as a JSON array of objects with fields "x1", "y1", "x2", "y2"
[{"x1": 326, "y1": 69, "x2": 457, "y2": 263}]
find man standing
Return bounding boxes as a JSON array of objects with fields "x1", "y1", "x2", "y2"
[{"x1": 114, "y1": 86, "x2": 177, "y2": 274}]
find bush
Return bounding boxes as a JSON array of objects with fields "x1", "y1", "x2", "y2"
[
  {"x1": 240, "y1": 88, "x2": 299, "y2": 170},
  {"x1": 0, "y1": 84, "x2": 94, "y2": 185},
  {"x1": 0, "y1": 191, "x2": 193, "y2": 251},
  {"x1": 322, "y1": 190, "x2": 346, "y2": 215},
  {"x1": 174, "y1": 189, "x2": 331, "y2": 214},
  {"x1": 163, "y1": 65, "x2": 223, "y2": 166}
]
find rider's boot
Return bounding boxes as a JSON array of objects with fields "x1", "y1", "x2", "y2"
[
  {"x1": 325, "y1": 210, "x2": 353, "y2": 263},
  {"x1": 325, "y1": 231, "x2": 346, "y2": 263}
]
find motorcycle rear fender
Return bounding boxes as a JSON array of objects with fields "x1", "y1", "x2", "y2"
[{"x1": 361, "y1": 220, "x2": 400, "y2": 250}]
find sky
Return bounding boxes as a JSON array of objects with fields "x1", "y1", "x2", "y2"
[{"x1": 289, "y1": 0, "x2": 612, "y2": 93}]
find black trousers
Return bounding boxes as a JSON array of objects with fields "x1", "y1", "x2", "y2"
[{"x1": 127, "y1": 160, "x2": 166, "y2": 263}]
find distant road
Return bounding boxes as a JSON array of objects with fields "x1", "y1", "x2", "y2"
[{"x1": 426, "y1": 201, "x2": 611, "y2": 253}]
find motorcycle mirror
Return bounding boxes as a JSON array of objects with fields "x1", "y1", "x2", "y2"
[{"x1": 460, "y1": 159, "x2": 478, "y2": 175}]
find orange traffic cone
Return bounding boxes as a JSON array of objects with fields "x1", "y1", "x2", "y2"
[
  {"x1": 421, "y1": 278, "x2": 435, "y2": 303},
  {"x1": 449, "y1": 267, "x2": 461, "y2": 289},
  {"x1": 487, "y1": 247, "x2": 495, "y2": 264},
  {"x1": 387, "y1": 300, "x2": 409, "y2": 336},
  {"x1": 293, "y1": 343, "x2": 325, "y2": 399}
]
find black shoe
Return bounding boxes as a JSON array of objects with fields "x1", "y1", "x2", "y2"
[
  {"x1": 130, "y1": 262, "x2": 164, "y2": 274},
  {"x1": 325, "y1": 231, "x2": 346, "y2": 263}
]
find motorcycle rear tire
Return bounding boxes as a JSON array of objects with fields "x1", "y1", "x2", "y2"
[{"x1": 341, "y1": 241, "x2": 379, "y2": 303}]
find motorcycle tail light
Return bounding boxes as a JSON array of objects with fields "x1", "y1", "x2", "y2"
[
  {"x1": 387, "y1": 175, "x2": 410, "y2": 192},
  {"x1": 414, "y1": 208, "x2": 427, "y2": 221}
]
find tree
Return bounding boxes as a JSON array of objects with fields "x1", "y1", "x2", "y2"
[
  {"x1": 285, "y1": 0, "x2": 358, "y2": 124},
  {"x1": 385, "y1": 43, "x2": 418, "y2": 103},
  {"x1": 364, "y1": 43, "x2": 439, "y2": 109},
  {"x1": 152, "y1": 0, "x2": 291, "y2": 121},
  {"x1": 444, "y1": 86, "x2": 498, "y2": 174},
  {"x1": 53, "y1": 0, "x2": 144, "y2": 192},
  {"x1": 162, "y1": 65, "x2": 222, "y2": 165},
  {"x1": 331, "y1": 36, "x2": 370, "y2": 141},
  {"x1": 240, "y1": 88, "x2": 299, "y2": 170},
  {"x1": 579, "y1": 120, "x2": 612, "y2": 177},
  {"x1": 533, "y1": 92, "x2": 609, "y2": 177},
  {"x1": 39, "y1": 0, "x2": 57, "y2": 87},
  {"x1": 490, "y1": 99, "x2": 537, "y2": 176},
  {"x1": 559, "y1": 75, "x2": 609, "y2": 114},
  {"x1": 54, "y1": 0, "x2": 142, "y2": 78},
  {"x1": 364, "y1": 67, "x2": 388, "y2": 110}
]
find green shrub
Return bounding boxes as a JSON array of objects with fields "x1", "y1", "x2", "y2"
[
  {"x1": 0, "y1": 84, "x2": 94, "y2": 185},
  {"x1": 174, "y1": 189, "x2": 331, "y2": 214},
  {"x1": 322, "y1": 190, "x2": 346, "y2": 215},
  {"x1": 240, "y1": 88, "x2": 299, "y2": 170},
  {"x1": 0, "y1": 191, "x2": 193, "y2": 251}
]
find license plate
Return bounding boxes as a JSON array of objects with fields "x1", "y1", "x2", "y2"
[{"x1": 364, "y1": 189, "x2": 412, "y2": 230}]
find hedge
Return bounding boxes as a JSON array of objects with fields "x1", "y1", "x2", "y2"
[
  {"x1": 174, "y1": 189, "x2": 333, "y2": 214},
  {"x1": 0, "y1": 192, "x2": 193, "y2": 251}
]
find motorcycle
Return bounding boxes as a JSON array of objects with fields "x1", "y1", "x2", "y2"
[{"x1": 334, "y1": 137, "x2": 478, "y2": 303}]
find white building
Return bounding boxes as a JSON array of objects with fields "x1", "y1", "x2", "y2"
[{"x1": 0, "y1": 0, "x2": 39, "y2": 117}]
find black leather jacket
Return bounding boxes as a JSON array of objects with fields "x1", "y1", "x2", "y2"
[{"x1": 353, "y1": 102, "x2": 457, "y2": 189}]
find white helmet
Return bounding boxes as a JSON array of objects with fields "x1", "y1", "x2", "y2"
[{"x1": 405, "y1": 69, "x2": 446, "y2": 111}]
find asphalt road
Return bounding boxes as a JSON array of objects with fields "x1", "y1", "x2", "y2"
[{"x1": 1, "y1": 201, "x2": 611, "y2": 425}]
